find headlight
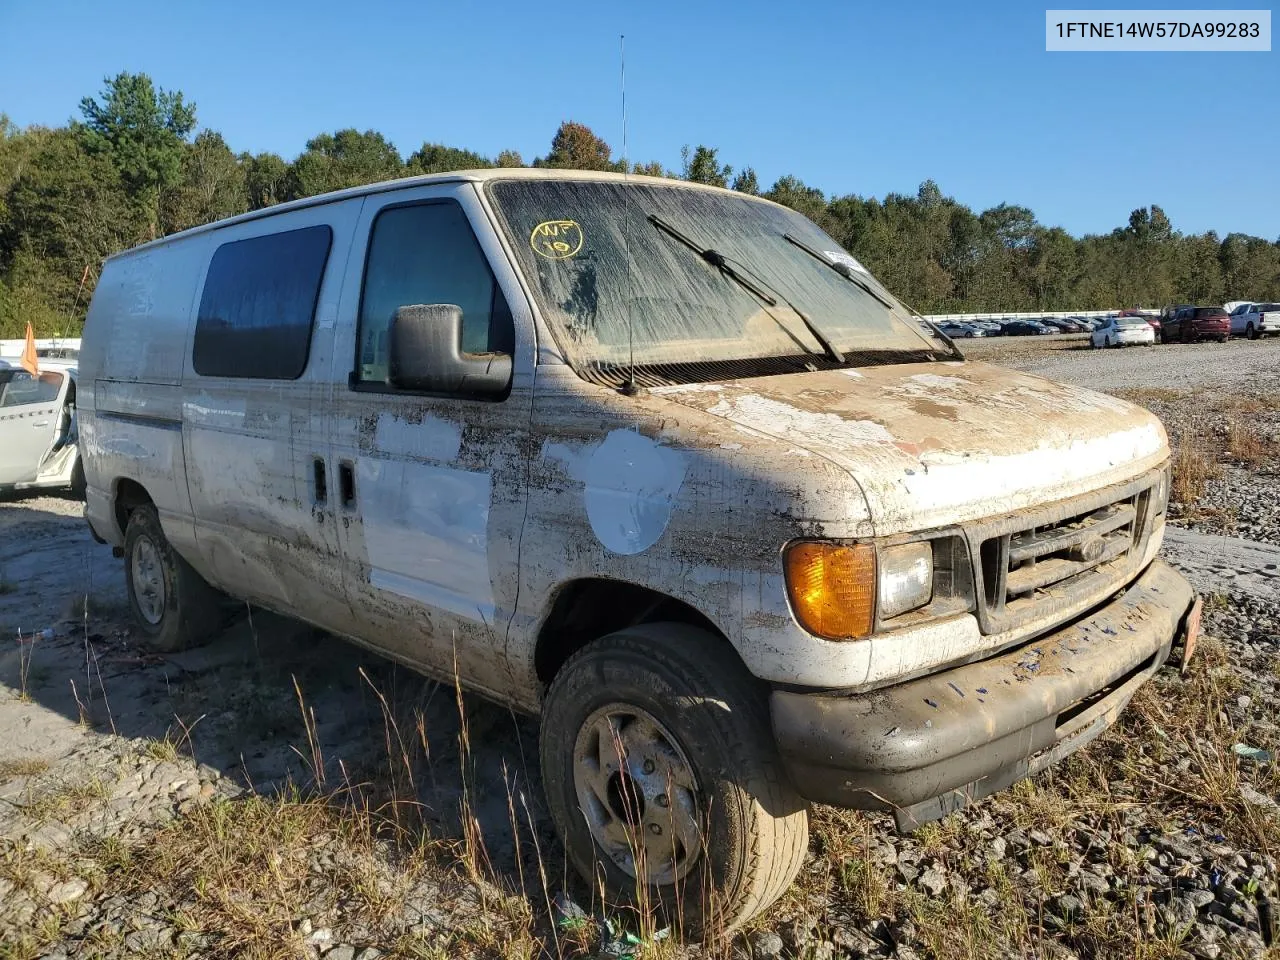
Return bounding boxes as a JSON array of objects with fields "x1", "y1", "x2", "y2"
[
  {"x1": 783, "y1": 542, "x2": 875, "y2": 640},
  {"x1": 877, "y1": 542, "x2": 934, "y2": 619}
]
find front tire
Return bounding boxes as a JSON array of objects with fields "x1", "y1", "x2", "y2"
[
  {"x1": 124, "y1": 505, "x2": 222, "y2": 652},
  {"x1": 540, "y1": 624, "x2": 808, "y2": 933}
]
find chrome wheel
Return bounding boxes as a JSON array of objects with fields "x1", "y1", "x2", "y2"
[
  {"x1": 130, "y1": 535, "x2": 165, "y2": 625},
  {"x1": 572, "y1": 704, "x2": 703, "y2": 885}
]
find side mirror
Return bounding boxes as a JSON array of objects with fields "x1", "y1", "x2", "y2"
[{"x1": 389, "y1": 304, "x2": 512, "y2": 397}]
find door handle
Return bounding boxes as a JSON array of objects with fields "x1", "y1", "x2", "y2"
[
  {"x1": 312, "y1": 456, "x2": 328, "y2": 505},
  {"x1": 339, "y1": 461, "x2": 356, "y2": 508},
  {"x1": 33, "y1": 421, "x2": 50, "y2": 427}
]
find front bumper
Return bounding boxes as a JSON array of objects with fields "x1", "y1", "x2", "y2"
[{"x1": 771, "y1": 559, "x2": 1196, "y2": 830}]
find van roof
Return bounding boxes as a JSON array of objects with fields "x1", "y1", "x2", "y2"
[{"x1": 106, "y1": 169, "x2": 761, "y2": 262}]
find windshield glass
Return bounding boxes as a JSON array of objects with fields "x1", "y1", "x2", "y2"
[
  {"x1": 1117, "y1": 317, "x2": 1149, "y2": 327},
  {"x1": 487, "y1": 179, "x2": 938, "y2": 377}
]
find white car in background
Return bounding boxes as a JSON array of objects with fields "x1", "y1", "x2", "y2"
[
  {"x1": 1229, "y1": 302, "x2": 1280, "y2": 339},
  {"x1": 0, "y1": 359, "x2": 83, "y2": 495},
  {"x1": 1091, "y1": 315, "x2": 1155, "y2": 348}
]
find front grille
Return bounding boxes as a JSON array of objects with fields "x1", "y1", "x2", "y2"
[{"x1": 972, "y1": 473, "x2": 1158, "y2": 635}]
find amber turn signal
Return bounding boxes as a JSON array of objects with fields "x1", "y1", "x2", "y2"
[{"x1": 783, "y1": 542, "x2": 876, "y2": 640}]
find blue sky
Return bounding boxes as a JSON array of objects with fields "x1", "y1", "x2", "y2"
[{"x1": 1, "y1": 0, "x2": 1276, "y2": 239}]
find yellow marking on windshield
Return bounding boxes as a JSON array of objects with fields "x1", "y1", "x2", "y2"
[{"x1": 530, "y1": 220, "x2": 584, "y2": 260}]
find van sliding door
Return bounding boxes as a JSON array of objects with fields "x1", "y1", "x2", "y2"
[{"x1": 181, "y1": 199, "x2": 362, "y2": 629}]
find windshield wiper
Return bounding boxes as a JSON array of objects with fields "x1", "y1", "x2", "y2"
[
  {"x1": 648, "y1": 214, "x2": 845, "y2": 364},
  {"x1": 783, "y1": 233, "x2": 895, "y2": 310}
]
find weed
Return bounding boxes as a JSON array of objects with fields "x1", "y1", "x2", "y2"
[
  {"x1": 1170, "y1": 439, "x2": 1222, "y2": 504},
  {"x1": 0, "y1": 757, "x2": 50, "y2": 779},
  {"x1": 1226, "y1": 414, "x2": 1274, "y2": 465}
]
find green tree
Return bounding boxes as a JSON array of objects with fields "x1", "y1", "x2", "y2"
[
  {"x1": 537, "y1": 121, "x2": 615, "y2": 170},
  {"x1": 406, "y1": 142, "x2": 494, "y2": 175},
  {"x1": 731, "y1": 167, "x2": 760, "y2": 195},
  {"x1": 160, "y1": 131, "x2": 247, "y2": 233},
  {"x1": 76, "y1": 72, "x2": 196, "y2": 231},
  {"x1": 682, "y1": 145, "x2": 731, "y2": 187},
  {"x1": 242, "y1": 151, "x2": 290, "y2": 209},
  {"x1": 630, "y1": 160, "x2": 669, "y2": 177},
  {"x1": 0, "y1": 128, "x2": 142, "y2": 335},
  {"x1": 765, "y1": 175, "x2": 832, "y2": 231},
  {"x1": 288, "y1": 129, "x2": 403, "y2": 198},
  {"x1": 496, "y1": 149, "x2": 524, "y2": 168}
]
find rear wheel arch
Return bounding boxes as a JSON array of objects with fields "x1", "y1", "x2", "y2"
[{"x1": 113, "y1": 478, "x2": 154, "y2": 538}]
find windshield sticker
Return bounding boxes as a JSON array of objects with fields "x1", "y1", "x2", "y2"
[
  {"x1": 823, "y1": 250, "x2": 870, "y2": 274},
  {"x1": 530, "y1": 220, "x2": 584, "y2": 260}
]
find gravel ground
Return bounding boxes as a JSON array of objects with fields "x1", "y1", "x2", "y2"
[
  {"x1": 2, "y1": 337, "x2": 1279, "y2": 959},
  {"x1": 962, "y1": 335, "x2": 1280, "y2": 395}
]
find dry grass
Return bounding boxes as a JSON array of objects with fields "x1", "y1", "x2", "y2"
[
  {"x1": 1171, "y1": 440, "x2": 1223, "y2": 504},
  {"x1": 1226, "y1": 415, "x2": 1275, "y2": 465},
  {"x1": 0, "y1": 757, "x2": 50, "y2": 779},
  {"x1": 19, "y1": 774, "x2": 111, "y2": 823}
]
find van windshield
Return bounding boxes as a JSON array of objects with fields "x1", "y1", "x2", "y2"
[{"x1": 486, "y1": 179, "x2": 941, "y2": 384}]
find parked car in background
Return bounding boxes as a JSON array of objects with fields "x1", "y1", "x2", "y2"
[
  {"x1": 938, "y1": 322, "x2": 985, "y2": 338},
  {"x1": 1158, "y1": 304, "x2": 1192, "y2": 332},
  {"x1": 1230, "y1": 302, "x2": 1280, "y2": 339},
  {"x1": 1002, "y1": 320, "x2": 1046, "y2": 336},
  {"x1": 1044, "y1": 318, "x2": 1086, "y2": 333},
  {"x1": 1161, "y1": 306, "x2": 1230, "y2": 344},
  {"x1": 0, "y1": 359, "x2": 83, "y2": 495},
  {"x1": 1116, "y1": 309, "x2": 1159, "y2": 335},
  {"x1": 1091, "y1": 315, "x2": 1155, "y2": 349}
]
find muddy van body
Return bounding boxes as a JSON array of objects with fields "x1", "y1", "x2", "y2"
[{"x1": 80, "y1": 169, "x2": 1198, "y2": 928}]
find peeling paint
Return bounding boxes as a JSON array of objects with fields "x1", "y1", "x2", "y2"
[
  {"x1": 544, "y1": 429, "x2": 687, "y2": 556},
  {"x1": 374, "y1": 411, "x2": 462, "y2": 460},
  {"x1": 357, "y1": 457, "x2": 496, "y2": 621}
]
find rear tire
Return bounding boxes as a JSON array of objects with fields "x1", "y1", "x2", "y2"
[
  {"x1": 540, "y1": 623, "x2": 808, "y2": 934},
  {"x1": 123, "y1": 505, "x2": 222, "y2": 652},
  {"x1": 68, "y1": 459, "x2": 86, "y2": 499},
  {"x1": 1248, "y1": 323, "x2": 1258, "y2": 340}
]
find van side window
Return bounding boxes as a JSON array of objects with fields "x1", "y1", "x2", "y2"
[
  {"x1": 193, "y1": 225, "x2": 333, "y2": 379},
  {"x1": 355, "y1": 201, "x2": 513, "y2": 388},
  {"x1": 0, "y1": 370, "x2": 63, "y2": 407}
]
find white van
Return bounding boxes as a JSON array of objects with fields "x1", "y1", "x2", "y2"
[{"x1": 80, "y1": 170, "x2": 1198, "y2": 930}]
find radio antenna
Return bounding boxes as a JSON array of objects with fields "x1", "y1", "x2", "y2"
[{"x1": 619, "y1": 33, "x2": 639, "y2": 395}]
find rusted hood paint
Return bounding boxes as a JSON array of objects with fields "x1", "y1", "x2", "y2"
[{"x1": 652, "y1": 360, "x2": 1168, "y2": 534}]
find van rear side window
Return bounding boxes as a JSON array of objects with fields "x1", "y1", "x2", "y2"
[{"x1": 193, "y1": 225, "x2": 333, "y2": 379}]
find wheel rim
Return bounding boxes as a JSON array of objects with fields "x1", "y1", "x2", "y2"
[
  {"x1": 573, "y1": 704, "x2": 703, "y2": 885},
  {"x1": 130, "y1": 535, "x2": 165, "y2": 625}
]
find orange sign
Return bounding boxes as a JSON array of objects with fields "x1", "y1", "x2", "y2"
[{"x1": 20, "y1": 322, "x2": 38, "y2": 376}]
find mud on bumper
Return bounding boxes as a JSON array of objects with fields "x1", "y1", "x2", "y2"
[{"x1": 771, "y1": 559, "x2": 1196, "y2": 831}]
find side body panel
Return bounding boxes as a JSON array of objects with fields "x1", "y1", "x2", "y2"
[
  {"x1": 80, "y1": 242, "x2": 205, "y2": 553},
  {"x1": 180, "y1": 199, "x2": 363, "y2": 627},
  {"x1": 326, "y1": 183, "x2": 536, "y2": 705}
]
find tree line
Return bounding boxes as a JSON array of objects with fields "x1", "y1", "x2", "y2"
[{"x1": 2, "y1": 72, "x2": 1277, "y2": 338}]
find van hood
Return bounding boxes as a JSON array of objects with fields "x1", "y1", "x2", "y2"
[{"x1": 653, "y1": 361, "x2": 1168, "y2": 534}]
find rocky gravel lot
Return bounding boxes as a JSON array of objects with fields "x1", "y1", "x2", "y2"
[{"x1": 2, "y1": 336, "x2": 1277, "y2": 960}]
